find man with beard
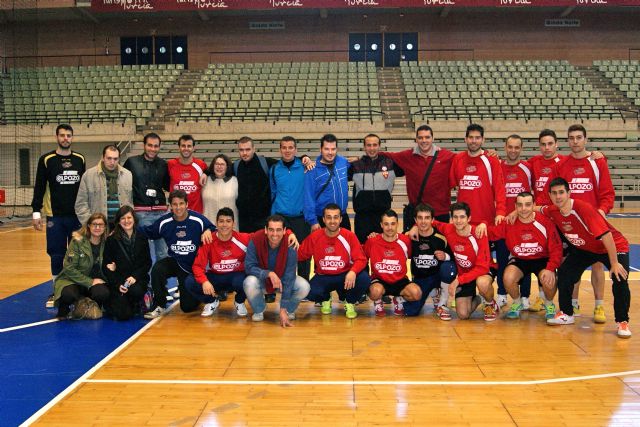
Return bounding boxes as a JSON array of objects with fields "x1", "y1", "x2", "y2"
[{"x1": 168, "y1": 134, "x2": 207, "y2": 213}]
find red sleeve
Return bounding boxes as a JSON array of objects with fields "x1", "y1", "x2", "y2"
[
  {"x1": 349, "y1": 233, "x2": 368, "y2": 274},
  {"x1": 379, "y1": 150, "x2": 407, "y2": 169},
  {"x1": 449, "y1": 154, "x2": 459, "y2": 189},
  {"x1": 458, "y1": 234, "x2": 491, "y2": 284},
  {"x1": 192, "y1": 243, "x2": 211, "y2": 284},
  {"x1": 363, "y1": 238, "x2": 372, "y2": 259},
  {"x1": 545, "y1": 221, "x2": 563, "y2": 271},
  {"x1": 577, "y1": 201, "x2": 610, "y2": 238},
  {"x1": 400, "y1": 234, "x2": 412, "y2": 258},
  {"x1": 492, "y1": 158, "x2": 507, "y2": 216},
  {"x1": 297, "y1": 232, "x2": 315, "y2": 262},
  {"x1": 432, "y1": 220, "x2": 453, "y2": 235},
  {"x1": 596, "y1": 158, "x2": 615, "y2": 214},
  {"x1": 487, "y1": 222, "x2": 505, "y2": 241}
]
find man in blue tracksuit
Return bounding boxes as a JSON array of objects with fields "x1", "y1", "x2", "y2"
[{"x1": 304, "y1": 134, "x2": 351, "y2": 231}]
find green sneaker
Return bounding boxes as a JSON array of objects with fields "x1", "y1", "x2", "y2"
[
  {"x1": 345, "y1": 303, "x2": 357, "y2": 319},
  {"x1": 321, "y1": 299, "x2": 332, "y2": 315},
  {"x1": 544, "y1": 303, "x2": 556, "y2": 320},
  {"x1": 506, "y1": 303, "x2": 523, "y2": 319}
]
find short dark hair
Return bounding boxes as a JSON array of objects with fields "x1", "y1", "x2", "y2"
[
  {"x1": 323, "y1": 203, "x2": 342, "y2": 216},
  {"x1": 144, "y1": 132, "x2": 161, "y2": 145},
  {"x1": 466, "y1": 123, "x2": 484, "y2": 137},
  {"x1": 208, "y1": 153, "x2": 232, "y2": 178},
  {"x1": 381, "y1": 209, "x2": 398, "y2": 221},
  {"x1": 168, "y1": 189, "x2": 188, "y2": 204},
  {"x1": 416, "y1": 125, "x2": 433, "y2": 137},
  {"x1": 280, "y1": 136, "x2": 297, "y2": 147},
  {"x1": 178, "y1": 134, "x2": 195, "y2": 146},
  {"x1": 238, "y1": 136, "x2": 253, "y2": 146},
  {"x1": 506, "y1": 134, "x2": 522, "y2": 145},
  {"x1": 364, "y1": 134, "x2": 381, "y2": 145},
  {"x1": 56, "y1": 124, "x2": 73, "y2": 135},
  {"x1": 549, "y1": 177, "x2": 570, "y2": 192},
  {"x1": 321, "y1": 133, "x2": 338, "y2": 148},
  {"x1": 414, "y1": 203, "x2": 435, "y2": 218},
  {"x1": 216, "y1": 207, "x2": 235, "y2": 221},
  {"x1": 450, "y1": 201, "x2": 471, "y2": 217},
  {"x1": 516, "y1": 191, "x2": 534, "y2": 201},
  {"x1": 266, "y1": 214, "x2": 286, "y2": 228},
  {"x1": 538, "y1": 129, "x2": 557, "y2": 142},
  {"x1": 113, "y1": 205, "x2": 138, "y2": 240},
  {"x1": 568, "y1": 124, "x2": 587, "y2": 138},
  {"x1": 102, "y1": 144, "x2": 120, "y2": 156}
]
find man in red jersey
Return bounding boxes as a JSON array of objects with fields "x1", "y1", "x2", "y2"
[
  {"x1": 298, "y1": 204, "x2": 370, "y2": 319},
  {"x1": 432, "y1": 202, "x2": 499, "y2": 321},
  {"x1": 546, "y1": 124, "x2": 613, "y2": 323},
  {"x1": 168, "y1": 134, "x2": 207, "y2": 213},
  {"x1": 480, "y1": 192, "x2": 562, "y2": 321},
  {"x1": 529, "y1": 129, "x2": 563, "y2": 206},
  {"x1": 364, "y1": 210, "x2": 421, "y2": 317},
  {"x1": 450, "y1": 123, "x2": 507, "y2": 227},
  {"x1": 542, "y1": 178, "x2": 631, "y2": 339}
]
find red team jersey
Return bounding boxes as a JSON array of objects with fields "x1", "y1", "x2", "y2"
[
  {"x1": 432, "y1": 220, "x2": 491, "y2": 285},
  {"x1": 547, "y1": 155, "x2": 615, "y2": 214},
  {"x1": 450, "y1": 152, "x2": 507, "y2": 225},
  {"x1": 191, "y1": 231, "x2": 252, "y2": 284},
  {"x1": 540, "y1": 199, "x2": 629, "y2": 254},
  {"x1": 501, "y1": 160, "x2": 532, "y2": 213},
  {"x1": 298, "y1": 228, "x2": 368, "y2": 275},
  {"x1": 488, "y1": 213, "x2": 563, "y2": 272},
  {"x1": 364, "y1": 233, "x2": 412, "y2": 283},
  {"x1": 168, "y1": 157, "x2": 207, "y2": 213},
  {"x1": 529, "y1": 154, "x2": 563, "y2": 206}
]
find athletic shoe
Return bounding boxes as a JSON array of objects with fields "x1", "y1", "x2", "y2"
[
  {"x1": 356, "y1": 294, "x2": 367, "y2": 305},
  {"x1": 594, "y1": 305, "x2": 606, "y2": 324},
  {"x1": 546, "y1": 311, "x2": 575, "y2": 325},
  {"x1": 483, "y1": 300, "x2": 499, "y2": 321},
  {"x1": 234, "y1": 301, "x2": 248, "y2": 317},
  {"x1": 200, "y1": 299, "x2": 220, "y2": 317},
  {"x1": 144, "y1": 306, "x2": 165, "y2": 320},
  {"x1": 522, "y1": 297, "x2": 530, "y2": 311},
  {"x1": 265, "y1": 293, "x2": 276, "y2": 303},
  {"x1": 173, "y1": 290, "x2": 180, "y2": 299},
  {"x1": 572, "y1": 303, "x2": 581, "y2": 317},
  {"x1": 505, "y1": 302, "x2": 523, "y2": 319},
  {"x1": 435, "y1": 305, "x2": 452, "y2": 321},
  {"x1": 392, "y1": 297, "x2": 405, "y2": 316},
  {"x1": 374, "y1": 299, "x2": 385, "y2": 317},
  {"x1": 617, "y1": 321, "x2": 632, "y2": 339},
  {"x1": 46, "y1": 294, "x2": 55, "y2": 309},
  {"x1": 320, "y1": 300, "x2": 332, "y2": 315},
  {"x1": 382, "y1": 295, "x2": 392, "y2": 304},
  {"x1": 431, "y1": 288, "x2": 441, "y2": 306},
  {"x1": 528, "y1": 297, "x2": 544, "y2": 312},
  {"x1": 544, "y1": 303, "x2": 557, "y2": 320},
  {"x1": 496, "y1": 294, "x2": 508, "y2": 308},
  {"x1": 287, "y1": 311, "x2": 296, "y2": 320},
  {"x1": 345, "y1": 303, "x2": 357, "y2": 319},
  {"x1": 252, "y1": 312, "x2": 264, "y2": 322}
]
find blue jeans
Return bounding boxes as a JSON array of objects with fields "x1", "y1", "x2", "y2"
[
  {"x1": 184, "y1": 271, "x2": 246, "y2": 304},
  {"x1": 307, "y1": 270, "x2": 370, "y2": 304},
  {"x1": 137, "y1": 210, "x2": 168, "y2": 261},
  {"x1": 404, "y1": 260, "x2": 457, "y2": 316},
  {"x1": 243, "y1": 275, "x2": 310, "y2": 314},
  {"x1": 495, "y1": 239, "x2": 531, "y2": 297},
  {"x1": 46, "y1": 215, "x2": 80, "y2": 276}
]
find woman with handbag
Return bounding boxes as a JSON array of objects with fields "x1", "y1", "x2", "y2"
[
  {"x1": 103, "y1": 205, "x2": 152, "y2": 320},
  {"x1": 54, "y1": 213, "x2": 110, "y2": 319}
]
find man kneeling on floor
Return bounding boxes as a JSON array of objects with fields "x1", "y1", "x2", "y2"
[{"x1": 243, "y1": 215, "x2": 310, "y2": 327}]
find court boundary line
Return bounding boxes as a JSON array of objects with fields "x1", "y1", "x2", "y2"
[
  {"x1": 0, "y1": 226, "x2": 32, "y2": 234},
  {"x1": 0, "y1": 318, "x2": 59, "y2": 333},
  {"x1": 19, "y1": 301, "x2": 179, "y2": 427},
  {"x1": 83, "y1": 369, "x2": 640, "y2": 387}
]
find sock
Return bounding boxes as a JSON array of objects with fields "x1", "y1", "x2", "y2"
[
  {"x1": 513, "y1": 297, "x2": 522, "y2": 306},
  {"x1": 572, "y1": 298, "x2": 579, "y2": 308},
  {"x1": 374, "y1": 299, "x2": 382, "y2": 305},
  {"x1": 595, "y1": 299, "x2": 604, "y2": 307},
  {"x1": 438, "y1": 282, "x2": 449, "y2": 307},
  {"x1": 539, "y1": 289, "x2": 545, "y2": 300},
  {"x1": 395, "y1": 296, "x2": 405, "y2": 304},
  {"x1": 543, "y1": 296, "x2": 553, "y2": 306}
]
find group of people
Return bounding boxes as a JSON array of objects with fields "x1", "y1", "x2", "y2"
[{"x1": 31, "y1": 123, "x2": 632, "y2": 337}]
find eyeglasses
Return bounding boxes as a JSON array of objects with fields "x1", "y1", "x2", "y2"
[{"x1": 90, "y1": 223, "x2": 106, "y2": 229}]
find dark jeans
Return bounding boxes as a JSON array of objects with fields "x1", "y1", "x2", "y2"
[
  {"x1": 150, "y1": 257, "x2": 200, "y2": 313},
  {"x1": 316, "y1": 214, "x2": 351, "y2": 231},
  {"x1": 354, "y1": 211, "x2": 383, "y2": 244},
  {"x1": 46, "y1": 215, "x2": 80, "y2": 276},
  {"x1": 109, "y1": 282, "x2": 147, "y2": 320},
  {"x1": 307, "y1": 270, "x2": 370, "y2": 304},
  {"x1": 184, "y1": 271, "x2": 246, "y2": 304},
  {"x1": 557, "y1": 248, "x2": 630, "y2": 323},
  {"x1": 495, "y1": 239, "x2": 531, "y2": 297},
  {"x1": 404, "y1": 260, "x2": 457, "y2": 316},
  {"x1": 281, "y1": 214, "x2": 311, "y2": 281},
  {"x1": 57, "y1": 283, "x2": 110, "y2": 318}
]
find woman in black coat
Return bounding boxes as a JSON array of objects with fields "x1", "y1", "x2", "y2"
[{"x1": 102, "y1": 205, "x2": 152, "y2": 320}]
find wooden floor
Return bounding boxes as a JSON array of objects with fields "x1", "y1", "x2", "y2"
[{"x1": 3, "y1": 216, "x2": 640, "y2": 426}]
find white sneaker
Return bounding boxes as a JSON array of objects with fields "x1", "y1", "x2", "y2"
[
  {"x1": 46, "y1": 294, "x2": 55, "y2": 309},
  {"x1": 617, "y1": 321, "x2": 632, "y2": 339},
  {"x1": 201, "y1": 300, "x2": 220, "y2": 317},
  {"x1": 252, "y1": 312, "x2": 264, "y2": 322},
  {"x1": 546, "y1": 311, "x2": 575, "y2": 325},
  {"x1": 287, "y1": 311, "x2": 296, "y2": 320},
  {"x1": 496, "y1": 294, "x2": 508, "y2": 307},
  {"x1": 522, "y1": 297, "x2": 530, "y2": 310},
  {"x1": 144, "y1": 306, "x2": 165, "y2": 320},
  {"x1": 235, "y1": 301, "x2": 248, "y2": 317}
]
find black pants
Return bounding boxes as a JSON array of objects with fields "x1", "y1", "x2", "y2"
[
  {"x1": 354, "y1": 211, "x2": 383, "y2": 244},
  {"x1": 557, "y1": 248, "x2": 630, "y2": 323},
  {"x1": 150, "y1": 257, "x2": 200, "y2": 313},
  {"x1": 57, "y1": 283, "x2": 110, "y2": 318},
  {"x1": 108, "y1": 282, "x2": 147, "y2": 320},
  {"x1": 281, "y1": 214, "x2": 311, "y2": 280},
  {"x1": 316, "y1": 213, "x2": 351, "y2": 231}
]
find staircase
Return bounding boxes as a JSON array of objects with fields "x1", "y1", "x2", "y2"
[
  {"x1": 376, "y1": 68, "x2": 414, "y2": 133},
  {"x1": 576, "y1": 65, "x2": 636, "y2": 120},
  {"x1": 142, "y1": 69, "x2": 205, "y2": 132}
]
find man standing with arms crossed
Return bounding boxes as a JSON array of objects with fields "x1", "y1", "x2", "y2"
[{"x1": 32, "y1": 124, "x2": 86, "y2": 308}]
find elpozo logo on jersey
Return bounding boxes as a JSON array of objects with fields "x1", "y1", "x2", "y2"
[
  {"x1": 175, "y1": 181, "x2": 197, "y2": 192},
  {"x1": 569, "y1": 178, "x2": 593, "y2": 193},
  {"x1": 171, "y1": 240, "x2": 197, "y2": 255},
  {"x1": 413, "y1": 254, "x2": 438, "y2": 267},
  {"x1": 319, "y1": 255, "x2": 345, "y2": 270},
  {"x1": 374, "y1": 259, "x2": 402, "y2": 272},
  {"x1": 564, "y1": 233, "x2": 586, "y2": 246},
  {"x1": 56, "y1": 170, "x2": 80, "y2": 184},
  {"x1": 459, "y1": 175, "x2": 482, "y2": 190}
]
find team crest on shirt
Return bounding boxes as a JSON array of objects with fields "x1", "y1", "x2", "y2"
[
  {"x1": 384, "y1": 249, "x2": 395, "y2": 257},
  {"x1": 466, "y1": 165, "x2": 477, "y2": 173},
  {"x1": 419, "y1": 243, "x2": 430, "y2": 251},
  {"x1": 176, "y1": 231, "x2": 187, "y2": 238},
  {"x1": 507, "y1": 173, "x2": 518, "y2": 180},
  {"x1": 62, "y1": 160, "x2": 72, "y2": 169},
  {"x1": 181, "y1": 172, "x2": 191, "y2": 179},
  {"x1": 521, "y1": 233, "x2": 533, "y2": 241},
  {"x1": 542, "y1": 167, "x2": 552, "y2": 174},
  {"x1": 562, "y1": 224, "x2": 573, "y2": 232},
  {"x1": 574, "y1": 167, "x2": 585, "y2": 175},
  {"x1": 325, "y1": 246, "x2": 335, "y2": 254},
  {"x1": 454, "y1": 244, "x2": 465, "y2": 252},
  {"x1": 221, "y1": 250, "x2": 231, "y2": 257}
]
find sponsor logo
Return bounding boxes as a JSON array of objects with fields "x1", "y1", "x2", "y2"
[
  {"x1": 574, "y1": 167, "x2": 586, "y2": 175},
  {"x1": 465, "y1": 165, "x2": 477, "y2": 173},
  {"x1": 325, "y1": 246, "x2": 335, "y2": 254},
  {"x1": 319, "y1": 256, "x2": 345, "y2": 270},
  {"x1": 506, "y1": 183, "x2": 526, "y2": 195},
  {"x1": 62, "y1": 160, "x2": 72, "y2": 169},
  {"x1": 221, "y1": 249, "x2": 232, "y2": 257},
  {"x1": 562, "y1": 223, "x2": 573, "y2": 232},
  {"x1": 176, "y1": 231, "x2": 187, "y2": 238},
  {"x1": 374, "y1": 259, "x2": 402, "y2": 272},
  {"x1": 424, "y1": 0, "x2": 455, "y2": 5},
  {"x1": 181, "y1": 172, "x2": 191, "y2": 179},
  {"x1": 213, "y1": 259, "x2": 241, "y2": 271},
  {"x1": 55, "y1": 170, "x2": 80, "y2": 184},
  {"x1": 171, "y1": 240, "x2": 196, "y2": 255},
  {"x1": 507, "y1": 173, "x2": 518, "y2": 180},
  {"x1": 513, "y1": 243, "x2": 543, "y2": 255},
  {"x1": 459, "y1": 175, "x2": 482, "y2": 190},
  {"x1": 384, "y1": 250, "x2": 395, "y2": 257},
  {"x1": 175, "y1": 181, "x2": 197, "y2": 192},
  {"x1": 418, "y1": 243, "x2": 430, "y2": 251},
  {"x1": 541, "y1": 167, "x2": 552, "y2": 174},
  {"x1": 455, "y1": 253, "x2": 471, "y2": 268},
  {"x1": 569, "y1": 178, "x2": 593, "y2": 193},
  {"x1": 521, "y1": 233, "x2": 533, "y2": 241},
  {"x1": 454, "y1": 244, "x2": 465, "y2": 252},
  {"x1": 414, "y1": 255, "x2": 438, "y2": 268},
  {"x1": 564, "y1": 233, "x2": 586, "y2": 246}
]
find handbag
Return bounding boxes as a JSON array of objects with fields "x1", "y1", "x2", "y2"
[
  {"x1": 72, "y1": 297, "x2": 103, "y2": 320},
  {"x1": 403, "y1": 150, "x2": 439, "y2": 232}
]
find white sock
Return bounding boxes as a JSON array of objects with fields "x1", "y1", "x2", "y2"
[
  {"x1": 572, "y1": 298, "x2": 579, "y2": 308},
  {"x1": 438, "y1": 282, "x2": 449, "y2": 307},
  {"x1": 539, "y1": 289, "x2": 545, "y2": 300},
  {"x1": 543, "y1": 296, "x2": 553, "y2": 306},
  {"x1": 395, "y1": 296, "x2": 405, "y2": 304},
  {"x1": 513, "y1": 297, "x2": 522, "y2": 306},
  {"x1": 595, "y1": 299, "x2": 604, "y2": 307}
]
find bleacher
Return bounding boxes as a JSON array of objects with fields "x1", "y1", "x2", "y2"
[
  {"x1": 403, "y1": 60, "x2": 619, "y2": 122},
  {"x1": 177, "y1": 61, "x2": 383, "y2": 123},
  {"x1": 1, "y1": 64, "x2": 183, "y2": 125},
  {"x1": 595, "y1": 60, "x2": 640, "y2": 108}
]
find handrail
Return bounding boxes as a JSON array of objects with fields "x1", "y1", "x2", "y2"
[{"x1": 0, "y1": 111, "x2": 138, "y2": 126}]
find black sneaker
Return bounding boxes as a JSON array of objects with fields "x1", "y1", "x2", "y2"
[
  {"x1": 356, "y1": 294, "x2": 368, "y2": 305},
  {"x1": 265, "y1": 293, "x2": 276, "y2": 303}
]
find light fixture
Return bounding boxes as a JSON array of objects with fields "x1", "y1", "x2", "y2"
[
  {"x1": 406, "y1": 43, "x2": 413, "y2": 50},
  {"x1": 354, "y1": 43, "x2": 361, "y2": 51},
  {"x1": 176, "y1": 46, "x2": 183, "y2": 53},
  {"x1": 125, "y1": 47, "x2": 132, "y2": 54},
  {"x1": 141, "y1": 47, "x2": 149, "y2": 54},
  {"x1": 159, "y1": 47, "x2": 167, "y2": 54},
  {"x1": 389, "y1": 43, "x2": 396, "y2": 51},
  {"x1": 371, "y1": 43, "x2": 378, "y2": 51}
]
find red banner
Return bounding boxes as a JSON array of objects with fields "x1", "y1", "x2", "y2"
[{"x1": 91, "y1": 0, "x2": 640, "y2": 12}]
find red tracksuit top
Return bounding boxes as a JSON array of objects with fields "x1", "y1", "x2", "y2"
[
  {"x1": 191, "y1": 231, "x2": 252, "y2": 284},
  {"x1": 501, "y1": 160, "x2": 532, "y2": 213},
  {"x1": 168, "y1": 157, "x2": 207, "y2": 213},
  {"x1": 529, "y1": 154, "x2": 563, "y2": 206},
  {"x1": 298, "y1": 228, "x2": 367, "y2": 275},
  {"x1": 364, "y1": 233, "x2": 412, "y2": 283}
]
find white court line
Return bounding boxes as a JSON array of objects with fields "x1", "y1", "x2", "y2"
[
  {"x1": 0, "y1": 226, "x2": 32, "y2": 234},
  {"x1": 0, "y1": 318, "x2": 59, "y2": 333},
  {"x1": 83, "y1": 369, "x2": 640, "y2": 387},
  {"x1": 19, "y1": 301, "x2": 179, "y2": 427},
  {"x1": 630, "y1": 266, "x2": 640, "y2": 272}
]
